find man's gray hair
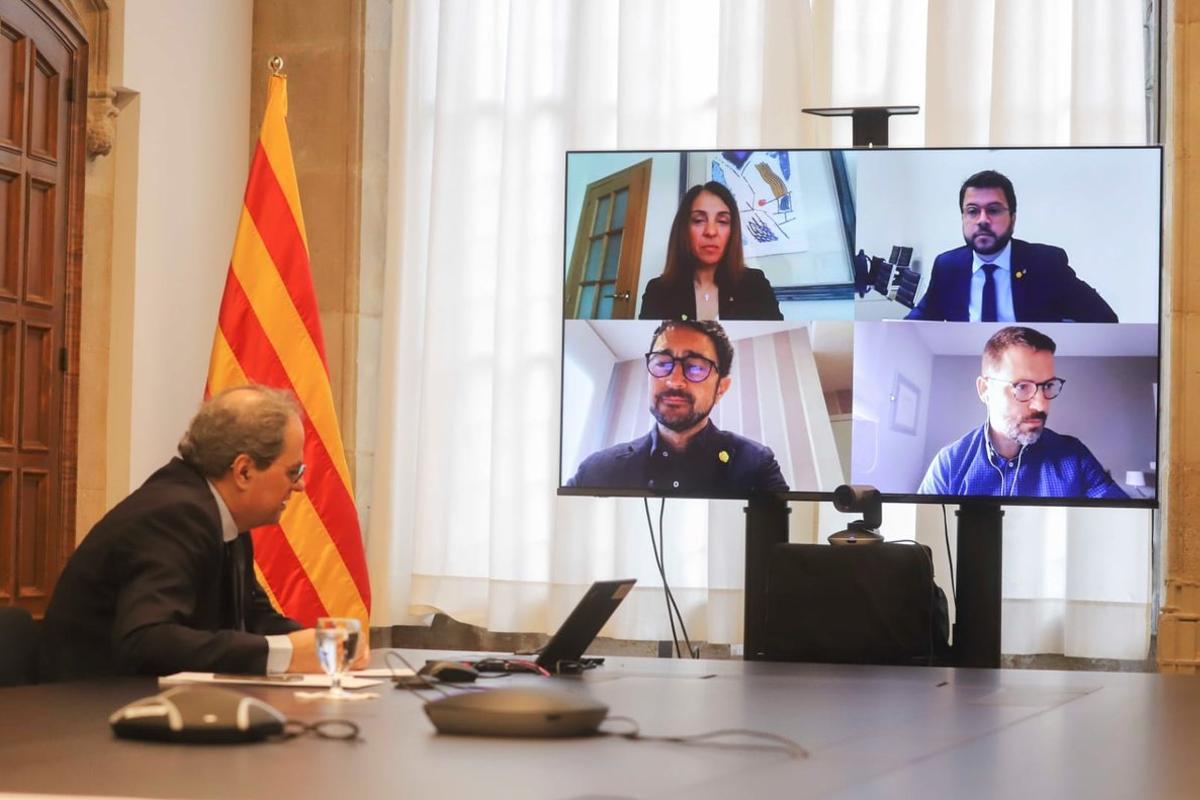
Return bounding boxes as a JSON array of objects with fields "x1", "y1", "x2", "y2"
[{"x1": 178, "y1": 385, "x2": 301, "y2": 478}]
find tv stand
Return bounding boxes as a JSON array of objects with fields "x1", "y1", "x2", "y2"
[
  {"x1": 953, "y1": 502, "x2": 1003, "y2": 667},
  {"x1": 743, "y1": 494, "x2": 791, "y2": 660},
  {"x1": 742, "y1": 496, "x2": 1004, "y2": 668}
]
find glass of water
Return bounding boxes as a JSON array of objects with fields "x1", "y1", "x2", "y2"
[{"x1": 315, "y1": 617, "x2": 361, "y2": 698}]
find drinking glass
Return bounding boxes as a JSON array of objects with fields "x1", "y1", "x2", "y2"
[{"x1": 315, "y1": 617, "x2": 361, "y2": 699}]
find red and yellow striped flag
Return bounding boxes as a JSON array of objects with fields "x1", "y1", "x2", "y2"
[{"x1": 206, "y1": 72, "x2": 370, "y2": 627}]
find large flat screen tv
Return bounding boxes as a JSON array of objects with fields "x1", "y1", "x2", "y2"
[{"x1": 558, "y1": 147, "x2": 1161, "y2": 508}]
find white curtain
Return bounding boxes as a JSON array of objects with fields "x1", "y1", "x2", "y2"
[{"x1": 367, "y1": 0, "x2": 1153, "y2": 657}]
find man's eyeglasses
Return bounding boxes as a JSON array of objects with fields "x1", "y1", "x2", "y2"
[
  {"x1": 983, "y1": 377, "x2": 1065, "y2": 402},
  {"x1": 962, "y1": 204, "x2": 1011, "y2": 221},
  {"x1": 286, "y1": 463, "x2": 307, "y2": 483},
  {"x1": 645, "y1": 351, "x2": 718, "y2": 383}
]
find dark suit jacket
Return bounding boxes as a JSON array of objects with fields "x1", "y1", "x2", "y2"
[
  {"x1": 566, "y1": 422, "x2": 789, "y2": 494},
  {"x1": 40, "y1": 458, "x2": 301, "y2": 681},
  {"x1": 904, "y1": 239, "x2": 1118, "y2": 322},
  {"x1": 638, "y1": 268, "x2": 783, "y2": 320}
]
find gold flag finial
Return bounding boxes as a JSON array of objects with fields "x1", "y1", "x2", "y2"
[{"x1": 269, "y1": 56, "x2": 284, "y2": 76}]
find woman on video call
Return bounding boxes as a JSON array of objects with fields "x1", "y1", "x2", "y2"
[{"x1": 638, "y1": 181, "x2": 783, "y2": 321}]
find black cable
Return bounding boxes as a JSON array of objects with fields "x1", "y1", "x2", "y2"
[
  {"x1": 385, "y1": 650, "x2": 455, "y2": 697},
  {"x1": 659, "y1": 498, "x2": 697, "y2": 658},
  {"x1": 279, "y1": 718, "x2": 362, "y2": 741},
  {"x1": 644, "y1": 497, "x2": 682, "y2": 658},
  {"x1": 643, "y1": 498, "x2": 697, "y2": 658},
  {"x1": 941, "y1": 505, "x2": 957, "y2": 605},
  {"x1": 602, "y1": 715, "x2": 807, "y2": 759}
]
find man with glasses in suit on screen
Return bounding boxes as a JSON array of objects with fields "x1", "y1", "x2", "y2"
[
  {"x1": 566, "y1": 320, "x2": 789, "y2": 494},
  {"x1": 918, "y1": 326, "x2": 1126, "y2": 498},
  {"x1": 904, "y1": 169, "x2": 1118, "y2": 323}
]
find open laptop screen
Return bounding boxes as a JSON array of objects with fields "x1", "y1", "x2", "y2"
[{"x1": 536, "y1": 579, "x2": 636, "y2": 672}]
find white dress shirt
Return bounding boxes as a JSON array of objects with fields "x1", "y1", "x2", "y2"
[{"x1": 207, "y1": 481, "x2": 293, "y2": 673}]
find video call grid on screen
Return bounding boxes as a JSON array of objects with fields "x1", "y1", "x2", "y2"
[{"x1": 559, "y1": 146, "x2": 1162, "y2": 507}]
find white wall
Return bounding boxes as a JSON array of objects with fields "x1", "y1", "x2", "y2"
[
  {"x1": 561, "y1": 321, "x2": 618, "y2": 483},
  {"x1": 852, "y1": 147, "x2": 1162, "y2": 323},
  {"x1": 109, "y1": 0, "x2": 253, "y2": 497}
]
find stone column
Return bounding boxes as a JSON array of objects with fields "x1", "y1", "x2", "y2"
[
  {"x1": 250, "y1": 0, "x2": 368, "y2": 491},
  {"x1": 1159, "y1": 0, "x2": 1200, "y2": 674}
]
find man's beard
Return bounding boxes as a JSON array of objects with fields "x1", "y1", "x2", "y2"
[
  {"x1": 651, "y1": 389, "x2": 712, "y2": 432},
  {"x1": 1001, "y1": 410, "x2": 1047, "y2": 447},
  {"x1": 964, "y1": 226, "x2": 1012, "y2": 257}
]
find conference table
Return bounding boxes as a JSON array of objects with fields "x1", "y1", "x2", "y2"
[{"x1": 1, "y1": 650, "x2": 1199, "y2": 799}]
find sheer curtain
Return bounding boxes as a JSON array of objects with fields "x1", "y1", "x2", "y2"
[{"x1": 367, "y1": 0, "x2": 1153, "y2": 657}]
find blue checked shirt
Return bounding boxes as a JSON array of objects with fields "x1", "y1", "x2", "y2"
[{"x1": 918, "y1": 424, "x2": 1127, "y2": 499}]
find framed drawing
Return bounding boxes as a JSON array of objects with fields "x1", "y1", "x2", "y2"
[{"x1": 707, "y1": 150, "x2": 810, "y2": 259}]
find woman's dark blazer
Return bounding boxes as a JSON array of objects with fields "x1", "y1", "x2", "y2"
[{"x1": 637, "y1": 268, "x2": 783, "y2": 320}]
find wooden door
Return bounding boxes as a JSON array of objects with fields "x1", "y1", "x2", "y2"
[
  {"x1": 565, "y1": 159, "x2": 652, "y2": 320},
  {"x1": 0, "y1": 0, "x2": 85, "y2": 617}
]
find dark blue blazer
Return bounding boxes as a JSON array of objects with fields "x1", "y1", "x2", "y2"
[
  {"x1": 905, "y1": 239, "x2": 1118, "y2": 322},
  {"x1": 566, "y1": 422, "x2": 789, "y2": 494}
]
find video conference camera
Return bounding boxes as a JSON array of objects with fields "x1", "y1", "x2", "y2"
[{"x1": 828, "y1": 484, "x2": 884, "y2": 545}]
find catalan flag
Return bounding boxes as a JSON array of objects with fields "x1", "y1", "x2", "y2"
[{"x1": 205, "y1": 71, "x2": 371, "y2": 627}]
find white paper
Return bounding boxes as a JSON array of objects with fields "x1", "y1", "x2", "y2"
[{"x1": 158, "y1": 671, "x2": 388, "y2": 689}]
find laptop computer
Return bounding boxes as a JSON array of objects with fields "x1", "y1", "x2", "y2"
[
  {"x1": 533, "y1": 579, "x2": 636, "y2": 673},
  {"x1": 418, "y1": 579, "x2": 637, "y2": 679}
]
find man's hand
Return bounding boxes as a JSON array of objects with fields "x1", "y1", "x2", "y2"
[{"x1": 284, "y1": 628, "x2": 322, "y2": 673}]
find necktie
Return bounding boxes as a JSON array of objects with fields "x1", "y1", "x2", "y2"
[
  {"x1": 225, "y1": 538, "x2": 246, "y2": 631},
  {"x1": 981, "y1": 264, "x2": 998, "y2": 322}
]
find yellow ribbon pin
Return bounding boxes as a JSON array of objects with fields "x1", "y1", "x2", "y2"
[{"x1": 718, "y1": 450, "x2": 730, "y2": 463}]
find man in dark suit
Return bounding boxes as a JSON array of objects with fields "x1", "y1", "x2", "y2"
[
  {"x1": 905, "y1": 170, "x2": 1117, "y2": 322},
  {"x1": 40, "y1": 385, "x2": 358, "y2": 680},
  {"x1": 566, "y1": 320, "x2": 788, "y2": 494}
]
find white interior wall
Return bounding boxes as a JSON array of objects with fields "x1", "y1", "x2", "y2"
[
  {"x1": 850, "y1": 322, "x2": 935, "y2": 491},
  {"x1": 108, "y1": 0, "x2": 253, "y2": 498}
]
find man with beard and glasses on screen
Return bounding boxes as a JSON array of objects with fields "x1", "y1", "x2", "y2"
[
  {"x1": 905, "y1": 170, "x2": 1118, "y2": 323},
  {"x1": 918, "y1": 326, "x2": 1126, "y2": 498},
  {"x1": 566, "y1": 320, "x2": 788, "y2": 494}
]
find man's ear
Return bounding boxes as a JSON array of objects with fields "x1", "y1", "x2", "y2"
[
  {"x1": 230, "y1": 453, "x2": 255, "y2": 489},
  {"x1": 976, "y1": 376, "x2": 989, "y2": 404},
  {"x1": 715, "y1": 375, "x2": 732, "y2": 402}
]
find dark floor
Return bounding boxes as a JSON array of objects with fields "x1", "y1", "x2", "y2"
[{"x1": 372, "y1": 614, "x2": 1156, "y2": 672}]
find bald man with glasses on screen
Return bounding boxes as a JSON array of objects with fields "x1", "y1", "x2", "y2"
[
  {"x1": 904, "y1": 170, "x2": 1118, "y2": 323},
  {"x1": 567, "y1": 320, "x2": 789, "y2": 494},
  {"x1": 918, "y1": 326, "x2": 1126, "y2": 498}
]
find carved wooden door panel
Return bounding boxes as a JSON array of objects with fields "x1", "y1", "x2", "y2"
[{"x1": 0, "y1": 0, "x2": 85, "y2": 616}]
